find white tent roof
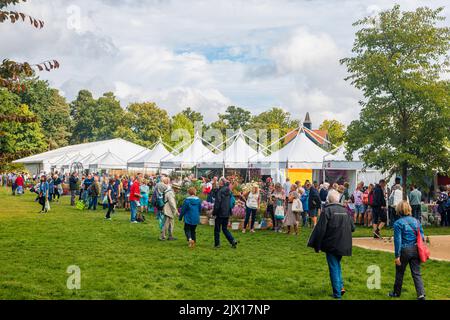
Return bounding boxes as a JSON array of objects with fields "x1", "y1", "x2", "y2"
[
  {"x1": 50, "y1": 154, "x2": 71, "y2": 166},
  {"x1": 198, "y1": 131, "x2": 264, "y2": 169},
  {"x1": 323, "y1": 145, "x2": 365, "y2": 170},
  {"x1": 127, "y1": 142, "x2": 173, "y2": 168},
  {"x1": 161, "y1": 135, "x2": 215, "y2": 168},
  {"x1": 89, "y1": 151, "x2": 127, "y2": 170},
  {"x1": 14, "y1": 138, "x2": 147, "y2": 171},
  {"x1": 256, "y1": 130, "x2": 328, "y2": 169},
  {"x1": 79, "y1": 153, "x2": 97, "y2": 166}
]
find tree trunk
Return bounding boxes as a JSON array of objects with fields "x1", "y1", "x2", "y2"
[{"x1": 401, "y1": 162, "x2": 408, "y2": 201}]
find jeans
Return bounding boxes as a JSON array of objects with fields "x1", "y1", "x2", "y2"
[
  {"x1": 326, "y1": 253, "x2": 344, "y2": 298},
  {"x1": 388, "y1": 206, "x2": 398, "y2": 226},
  {"x1": 130, "y1": 200, "x2": 138, "y2": 222},
  {"x1": 184, "y1": 223, "x2": 197, "y2": 241},
  {"x1": 70, "y1": 190, "x2": 77, "y2": 206},
  {"x1": 411, "y1": 205, "x2": 421, "y2": 222},
  {"x1": 244, "y1": 207, "x2": 257, "y2": 230},
  {"x1": 440, "y1": 209, "x2": 449, "y2": 227},
  {"x1": 106, "y1": 202, "x2": 114, "y2": 219},
  {"x1": 393, "y1": 246, "x2": 425, "y2": 297},
  {"x1": 88, "y1": 196, "x2": 98, "y2": 210},
  {"x1": 301, "y1": 211, "x2": 308, "y2": 227},
  {"x1": 214, "y1": 217, "x2": 235, "y2": 247}
]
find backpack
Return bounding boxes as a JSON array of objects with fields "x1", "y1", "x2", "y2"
[{"x1": 152, "y1": 188, "x2": 166, "y2": 210}]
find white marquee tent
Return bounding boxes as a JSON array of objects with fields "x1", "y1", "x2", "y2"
[
  {"x1": 323, "y1": 145, "x2": 394, "y2": 191},
  {"x1": 89, "y1": 151, "x2": 128, "y2": 171},
  {"x1": 253, "y1": 130, "x2": 328, "y2": 170},
  {"x1": 13, "y1": 138, "x2": 147, "y2": 174},
  {"x1": 127, "y1": 141, "x2": 174, "y2": 169},
  {"x1": 198, "y1": 130, "x2": 266, "y2": 170},
  {"x1": 160, "y1": 134, "x2": 217, "y2": 169}
]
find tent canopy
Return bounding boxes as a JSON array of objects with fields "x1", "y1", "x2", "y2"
[
  {"x1": 89, "y1": 151, "x2": 127, "y2": 170},
  {"x1": 127, "y1": 142, "x2": 173, "y2": 168},
  {"x1": 323, "y1": 145, "x2": 365, "y2": 170},
  {"x1": 14, "y1": 138, "x2": 148, "y2": 173},
  {"x1": 198, "y1": 130, "x2": 265, "y2": 169},
  {"x1": 254, "y1": 130, "x2": 328, "y2": 169},
  {"x1": 160, "y1": 134, "x2": 216, "y2": 169},
  {"x1": 79, "y1": 153, "x2": 97, "y2": 167}
]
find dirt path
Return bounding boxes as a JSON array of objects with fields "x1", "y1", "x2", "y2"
[{"x1": 353, "y1": 235, "x2": 450, "y2": 262}]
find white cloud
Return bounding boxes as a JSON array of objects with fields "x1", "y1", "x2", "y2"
[
  {"x1": 270, "y1": 28, "x2": 341, "y2": 75},
  {"x1": 1, "y1": 0, "x2": 448, "y2": 127}
]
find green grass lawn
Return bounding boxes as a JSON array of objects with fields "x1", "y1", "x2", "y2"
[{"x1": 0, "y1": 188, "x2": 449, "y2": 300}]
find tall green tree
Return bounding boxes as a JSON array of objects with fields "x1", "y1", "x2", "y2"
[
  {"x1": 0, "y1": 88, "x2": 47, "y2": 167},
  {"x1": 93, "y1": 92, "x2": 124, "y2": 140},
  {"x1": 18, "y1": 79, "x2": 72, "y2": 149},
  {"x1": 70, "y1": 91, "x2": 123, "y2": 143},
  {"x1": 319, "y1": 119, "x2": 345, "y2": 147},
  {"x1": 217, "y1": 106, "x2": 252, "y2": 131},
  {"x1": 181, "y1": 107, "x2": 203, "y2": 124},
  {"x1": 166, "y1": 113, "x2": 194, "y2": 151},
  {"x1": 70, "y1": 90, "x2": 97, "y2": 144},
  {"x1": 341, "y1": 5, "x2": 450, "y2": 198},
  {"x1": 250, "y1": 107, "x2": 300, "y2": 149},
  {"x1": 115, "y1": 102, "x2": 171, "y2": 148}
]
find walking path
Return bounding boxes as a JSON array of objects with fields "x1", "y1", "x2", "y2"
[{"x1": 353, "y1": 235, "x2": 450, "y2": 262}]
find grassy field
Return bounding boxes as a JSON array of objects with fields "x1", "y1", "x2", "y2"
[{"x1": 0, "y1": 188, "x2": 449, "y2": 300}]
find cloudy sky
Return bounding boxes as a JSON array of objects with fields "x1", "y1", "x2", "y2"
[{"x1": 1, "y1": 0, "x2": 448, "y2": 126}]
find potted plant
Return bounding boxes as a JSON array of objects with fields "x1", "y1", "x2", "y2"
[
  {"x1": 231, "y1": 201, "x2": 246, "y2": 230},
  {"x1": 201, "y1": 201, "x2": 214, "y2": 225}
]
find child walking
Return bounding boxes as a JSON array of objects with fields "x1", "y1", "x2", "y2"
[{"x1": 179, "y1": 187, "x2": 201, "y2": 248}]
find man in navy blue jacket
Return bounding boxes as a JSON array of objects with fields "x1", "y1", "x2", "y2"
[{"x1": 372, "y1": 179, "x2": 387, "y2": 239}]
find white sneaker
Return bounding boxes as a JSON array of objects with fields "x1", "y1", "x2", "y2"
[{"x1": 131, "y1": 221, "x2": 138, "y2": 224}]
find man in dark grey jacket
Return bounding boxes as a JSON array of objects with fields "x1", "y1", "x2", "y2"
[
  {"x1": 213, "y1": 178, "x2": 237, "y2": 249},
  {"x1": 308, "y1": 191, "x2": 355, "y2": 299}
]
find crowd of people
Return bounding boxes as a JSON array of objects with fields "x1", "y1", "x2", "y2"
[{"x1": 2, "y1": 170, "x2": 449, "y2": 300}]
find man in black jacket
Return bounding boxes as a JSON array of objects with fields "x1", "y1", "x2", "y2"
[
  {"x1": 69, "y1": 172, "x2": 79, "y2": 206},
  {"x1": 308, "y1": 191, "x2": 355, "y2": 299},
  {"x1": 308, "y1": 183, "x2": 321, "y2": 227},
  {"x1": 213, "y1": 178, "x2": 237, "y2": 249},
  {"x1": 372, "y1": 179, "x2": 387, "y2": 239}
]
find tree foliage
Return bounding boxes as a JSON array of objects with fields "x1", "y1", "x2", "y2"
[
  {"x1": 114, "y1": 102, "x2": 171, "y2": 148},
  {"x1": 216, "y1": 106, "x2": 252, "y2": 131},
  {"x1": 0, "y1": 88, "x2": 47, "y2": 167},
  {"x1": 181, "y1": 107, "x2": 203, "y2": 124},
  {"x1": 70, "y1": 91, "x2": 124, "y2": 144},
  {"x1": 341, "y1": 5, "x2": 450, "y2": 198},
  {"x1": 319, "y1": 119, "x2": 345, "y2": 147},
  {"x1": 250, "y1": 107, "x2": 300, "y2": 149},
  {"x1": 18, "y1": 79, "x2": 72, "y2": 149}
]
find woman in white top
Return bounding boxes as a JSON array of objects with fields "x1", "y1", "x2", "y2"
[{"x1": 243, "y1": 185, "x2": 260, "y2": 233}]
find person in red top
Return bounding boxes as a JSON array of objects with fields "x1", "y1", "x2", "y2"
[
  {"x1": 15, "y1": 174, "x2": 24, "y2": 195},
  {"x1": 129, "y1": 176, "x2": 141, "y2": 223}
]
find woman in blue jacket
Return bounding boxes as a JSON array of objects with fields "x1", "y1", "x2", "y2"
[
  {"x1": 179, "y1": 187, "x2": 201, "y2": 248},
  {"x1": 389, "y1": 200, "x2": 426, "y2": 300},
  {"x1": 38, "y1": 175, "x2": 49, "y2": 213}
]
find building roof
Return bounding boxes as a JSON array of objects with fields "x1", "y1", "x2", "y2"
[{"x1": 284, "y1": 129, "x2": 329, "y2": 146}]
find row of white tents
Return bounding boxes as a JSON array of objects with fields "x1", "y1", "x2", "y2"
[{"x1": 14, "y1": 128, "x2": 388, "y2": 188}]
